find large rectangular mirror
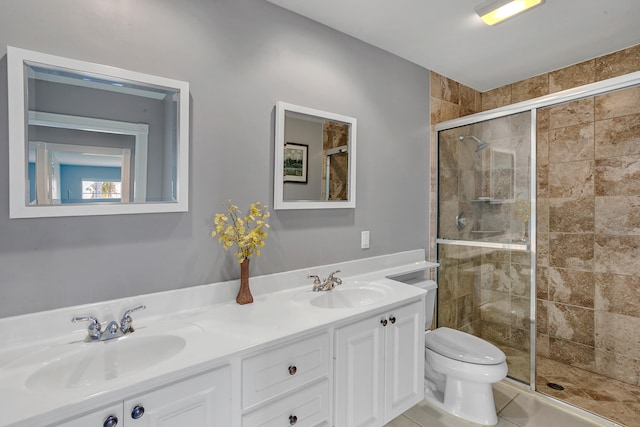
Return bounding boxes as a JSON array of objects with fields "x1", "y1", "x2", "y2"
[
  {"x1": 274, "y1": 102, "x2": 356, "y2": 210},
  {"x1": 7, "y1": 46, "x2": 189, "y2": 218}
]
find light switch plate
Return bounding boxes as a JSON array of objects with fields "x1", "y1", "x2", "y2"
[{"x1": 361, "y1": 230, "x2": 370, "y2": 249}]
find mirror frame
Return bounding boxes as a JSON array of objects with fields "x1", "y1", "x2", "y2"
[
  {"x1": 274, "y1": 101, "x2": 357, "y2": 210},
  {"x1": 7, "y1": 46, "x2": 190, "y2": 218}
]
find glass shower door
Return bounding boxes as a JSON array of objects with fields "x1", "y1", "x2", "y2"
[{"x1": 436, "y1": 111, "x2": 534, "y2": 384}]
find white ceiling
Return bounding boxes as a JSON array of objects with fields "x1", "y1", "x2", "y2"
[{"x1": 266, "y1": 0, "x2": 640, "y2": 92}]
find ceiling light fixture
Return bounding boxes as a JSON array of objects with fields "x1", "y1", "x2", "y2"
[{"x1": 475, "y1": 0, "x2": 544, "y2": 26}]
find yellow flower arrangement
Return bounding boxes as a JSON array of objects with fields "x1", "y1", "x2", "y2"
[{"x1": 211, "y1": 200, "x2": 270, "y2": 263}]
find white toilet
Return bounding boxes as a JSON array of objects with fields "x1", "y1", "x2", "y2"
[{"x1": 415, "y1": 279, "x2": 507, "y2": 425}]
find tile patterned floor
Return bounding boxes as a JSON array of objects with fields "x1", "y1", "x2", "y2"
[{"x1": 385, "y1": 380, "x2": 623, "y2": 427}]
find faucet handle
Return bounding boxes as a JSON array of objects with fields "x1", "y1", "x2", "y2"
[
  {"x1": 327, "y1": 270, "x2": 342, "y2": 283},
  {"x1": 71, "y1": 315, "x2": 102, "y2": 340},
  {"x1": 120, "y1": 305, "x2": 146, "y2": 333},
  {"x1": 71, "y1": 315, "x2": 100, "y2": 326},
  {"x1": 307, "y1": 274, "x2": 321, "y2": 285}
]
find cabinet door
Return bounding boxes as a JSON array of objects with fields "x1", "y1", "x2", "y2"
[
  {"x1": 384, "y1": 301, "x2": 424, "y2": 421},
  {"x1": 54, "y1": 404, "x2": 123, "y2": 427},
  {"x1": 125, "y1": 365, "x2": 231, "y2": 427},
  {"x1": 334, "y1": 314, "x2": 386, "y2": 427}
]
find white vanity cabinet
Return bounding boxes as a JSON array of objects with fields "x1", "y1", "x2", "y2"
[
  {"x1": 54, "y1": 365, "x2": 231, "y2": 427},
  {"x1": 241, "y1": 331, "x2": 331, "y2": 427},
  {"x1": 334, "y1": 300, "x2": 424, "y2": 427}
]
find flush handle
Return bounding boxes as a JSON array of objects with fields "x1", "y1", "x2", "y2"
[{"x1": 288, "y1": 365, "x2": 297, "y2": 375}]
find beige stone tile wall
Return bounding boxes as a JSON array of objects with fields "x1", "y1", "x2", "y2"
[{"x1": 481, "y1": 44, "x2": 640, "y2": 109}]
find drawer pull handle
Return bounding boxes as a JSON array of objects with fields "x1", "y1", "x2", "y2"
[
  {"x1": 389, "y1": 316, "x2": 396, "y2": 324},
  {"x1": 103, "y1": 415, "x2": 118, "y2": 427},
  {"x1": 289, "y1": 415, "x2": 298, "y2": 425},
  {"x1": 288, "y1": 365, "x2": 297, "y2": 375},
  {"x1": 380, "y1": 319, "x2": 388, "y2": 327},
  {"x1": 131, "y1": 405, "x2": 145, "y2": 419}
]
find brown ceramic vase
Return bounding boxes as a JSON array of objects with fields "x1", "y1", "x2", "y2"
[{"x1": 236, "y1": 258, "x2": 253, "y2": 305}]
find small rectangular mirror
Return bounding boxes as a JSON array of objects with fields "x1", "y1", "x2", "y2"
[
  {"x1": 7, "y1": 46, "x2": 190, "y2": 218},
  {"x1": 274, "y1": 102, "x2": 356, "y2": 210}
]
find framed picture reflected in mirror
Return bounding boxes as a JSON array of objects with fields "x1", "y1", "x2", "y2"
[{"x1": 283, "y1": 142, "x2": 308, "y2": 183}]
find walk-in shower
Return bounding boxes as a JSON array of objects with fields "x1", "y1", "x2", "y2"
[{"x1": 434, "y1": 72, "x2": 640, "y2": 427}]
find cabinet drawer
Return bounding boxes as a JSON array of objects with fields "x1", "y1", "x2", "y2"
[
  {"x1": 242, "y1": 332, "x2": 330, "y2": 409},
  {"x1": 242, "y1": 379, "x2": 329, "y2": 427}
]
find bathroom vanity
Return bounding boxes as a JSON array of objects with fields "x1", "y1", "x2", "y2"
[{"x1": 0, "y1": 251, "x2": 435, "y2": 427}]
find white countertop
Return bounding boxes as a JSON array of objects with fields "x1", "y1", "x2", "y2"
[{"x1": 0, "y1": 250, "x2": 437, "y2": 427}]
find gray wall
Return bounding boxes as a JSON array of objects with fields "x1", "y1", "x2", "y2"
[{"x1": 0, "y1": 0, "x2": 430, "y2": 318}]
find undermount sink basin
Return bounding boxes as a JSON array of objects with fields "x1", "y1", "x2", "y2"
[
  {"x1": 309, "y1": 284, "x2": 387, "y2": 309},
  {"x1": 26, "y1": 334, "x2": 186, "y2": 391}
]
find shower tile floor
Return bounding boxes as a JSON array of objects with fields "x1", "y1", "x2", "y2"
[
  {"x1": 386, "y1": 380, "x2": 621, "y2": 427},
  {"x1": 536, "y1": 356, "x2": 640, "y2": 427},
  {"x1": 485, "y1": 344, "x2": 639, "y2": 426}
]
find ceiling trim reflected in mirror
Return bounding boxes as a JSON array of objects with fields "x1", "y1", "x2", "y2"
[
  {"x1": 7, "y1": 46, "x2": 190, "y2": 218},
  {"x1": 274, "y1": 101, "x2": 357, "y2": 210}
]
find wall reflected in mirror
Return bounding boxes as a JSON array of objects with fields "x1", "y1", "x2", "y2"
[
  {"x1": 8, "y1": 46, "x2": 190, "y2": 218},
  {"x1": 283, "y1": 112, "x2": 350, "y2": 202},
  {"x1": 274, "y1": 102, "x2": 356, "y2": 210}
]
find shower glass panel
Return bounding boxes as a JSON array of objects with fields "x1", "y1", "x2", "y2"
[{"x1": 436, "y1": 111, "x2": 533, "y2": 385}]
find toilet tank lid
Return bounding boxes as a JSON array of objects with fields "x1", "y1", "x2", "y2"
[{"x1": 425, "y1": 327, "x2": 506, "y2": 365}]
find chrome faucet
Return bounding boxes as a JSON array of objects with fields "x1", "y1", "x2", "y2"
[
  {"x1": 120, "y1": 305, "x2": 146, "y2": 333},
  {"x1": 308, "y1": 270, "x2": 343, "y2": 292},
  {"x1": 72, "y1": 305, "x2": 146, "y2": 342}
]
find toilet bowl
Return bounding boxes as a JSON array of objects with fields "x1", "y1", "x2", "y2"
[
  {"x1": 387, "y1": 273, "x2": 507, "y2": 426},
  {"x1": 423, "y1": 327, "x2": 507, "y2": 425}
]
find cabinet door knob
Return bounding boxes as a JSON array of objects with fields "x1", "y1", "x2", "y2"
[
  {"x1": 389, "y1": 316, "x2": 396, "y2": 324},
  {"x1": 288, "y1": 365, "x2": 297, "y2": 375},
  {"x1": 131, "y1": 405, "x2": 145, "y2": 419},
  {"x1": 380, "y1": 319, "x2": 388, "y2": 327},
  {"x1": 289, "y1": 414, "x2": 298, "y2": 425},
  {"x1": 103, "y1": 415, "x2": 118, "y2": 427}
]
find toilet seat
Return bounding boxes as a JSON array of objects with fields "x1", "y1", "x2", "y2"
[{"x1": 425, "y1": 328, "x2": 506, "y2": 365}]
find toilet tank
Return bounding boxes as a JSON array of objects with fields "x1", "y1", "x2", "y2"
[{"x1": 387, "y1": 269, "x2": 438, "y2": 330}]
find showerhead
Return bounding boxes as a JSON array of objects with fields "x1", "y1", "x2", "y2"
[{"x1": 458, "y1": 135, "x2": 491, "y2": 152}]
